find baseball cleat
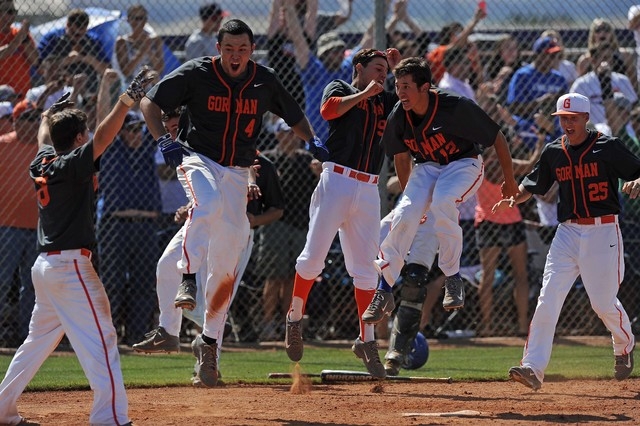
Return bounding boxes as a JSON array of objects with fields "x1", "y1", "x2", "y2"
[
  {"x1": 131, "y1": 326, "x2": 180, "y2": 353},
  {"x1": 352, "y1": 337, "x2": 386, "y2": 379},
  {"x1": 614, "y1": 348, "x2": 634, "y2": 380},
  {"x1": 384, "y1": 357, "x2": 402, "y2": 377},
  {"x1": 192, "y1": 361, "x2": 222, "y2": 387},
  {"x1": 442, "y1": 274, "x2": 465, "y2": 311},
  {"x1": 509, "y1": 366, "x2": 542, "y2": 391},
  {"x1": 362, "y1": 290, "x2": 395, "y2": 324},
  {"x1": 174, "y1": 277, "x2": 197, "y2": 310},
  {"x1": 285, "y1": 317, "x2": 304, "y2": 362},
  {"x1": 192, "y1": 334, "x2": 218, "y2": 388}
]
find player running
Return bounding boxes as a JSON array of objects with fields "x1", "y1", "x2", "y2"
[
  {"x1": 495, "y1": 93, "x2": 637, "y2": 391},
  {"x1": 284, "y1": 48, "x2": 401, "y2": 378},
  {"x1": 362, "y1": 57, "x2": 519, "y2": 323},
  {"x1": 138, "y1": 19, "x2": 320, "y2": 388}
]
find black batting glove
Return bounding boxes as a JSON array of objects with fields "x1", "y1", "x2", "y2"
[
  {"x1": 126, "y1": 66, "x2": 156, "y2": 103},
  {"x1": 48, "y1": 92, "x2": 74, "y2": 115}
]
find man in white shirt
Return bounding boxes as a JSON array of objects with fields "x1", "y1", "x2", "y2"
[
  {"x1": 438, "y1": 47, "x2": 476, "y2": 103},
  {"x1": 184, "y1": 3, "x2": 229, "y2": 60},
  {"x1": 570, "y1": 42, "x2": 637, "y2": 128}
]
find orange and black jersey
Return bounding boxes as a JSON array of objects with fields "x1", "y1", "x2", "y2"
[
  {"x1": 146, "y1": 56, "x2": 305, "y2": 167},
  {"x1": 321, "y1": 79, "x2": 398, "y2": 174},
  {"x1": 521, "y1": 130, "x2": 640, "y2": 222},
  {"x1": 29, "y1": 143, "x2": 99, "y2": 252},
  {"x1": 383, "y1": 89, "x2": 499, "y2": 165}
]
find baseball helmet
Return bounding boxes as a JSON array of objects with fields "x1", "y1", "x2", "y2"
[{"x1": 401, "y1": 332, "x2": 429, "y2": 370}]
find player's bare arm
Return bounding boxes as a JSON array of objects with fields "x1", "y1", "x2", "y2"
[
  {"x1": 492, "y1": 184, "x2": 531, "y2": 213},
  {"x1": 492, "y1": 131, "x2": 519, "y2": 198},
  {"x1": 321, "y1": 81, "x2": 384, "y2": 120},
  {"x1": 140, "y1": 97, "x2": 168, "y2": 140},
  {"x1": 283, "y1": 0, "x2": 310, "y2": 70},
  {"x1": 290, "y1": 116, "x2": 316, "y2": 143},
  {"x1": 394, "y1": 151, "x2": 413, "y2": 190},
  {"x1": 248, "y1": 206, "x2": 284, "y2": 229},
  {"x1": 622, "y1": 179, "x2": 640, "y2": 199}
]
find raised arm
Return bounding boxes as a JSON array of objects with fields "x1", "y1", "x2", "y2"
[
  {"x1": 451, "y1": 5, "x2": 486, "y2": 49},
  {"x1": 284, "y1": 0, "x2": 311, "y2": 69},
  {"x1": 95, "y1": 68, "x2": 122, "y2": 126},
  {"x1": 321, "y1": 79, "x2": 385, "y2": 120},
  {"x1": 92, "y1": 67, "x2": 154, "y2": 160}
]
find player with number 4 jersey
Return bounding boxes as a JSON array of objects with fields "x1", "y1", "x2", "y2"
[{"x1": 139, "y1": 19, "x2": 318, "y2": 388}]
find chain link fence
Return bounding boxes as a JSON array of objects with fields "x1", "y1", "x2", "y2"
[{"x1": 1, "y1": 0, "x2": 639, "y2": 348}]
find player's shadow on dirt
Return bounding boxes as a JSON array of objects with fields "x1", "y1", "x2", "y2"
[{"x1": 496, "y1": 412, "x2": 632, "y2": 423}]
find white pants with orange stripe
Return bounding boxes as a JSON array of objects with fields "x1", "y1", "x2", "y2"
[
  {"x1": 177, "y1": 152, "x2": 251, "y2": 338},
  {"x1": 296, "y1": 162, "x2": 380, "y2": 290},
  {"x1": 378, "y1": 156, "x2": 483, "y2": 284},
  {"x1": 155, "y1": 225, "x2": 254, "y2": 345},
  {"x1": 380, "y1": 208, "x2": 439, "y2": 270},
  {"x1": 521, "y1": 219, "x2": 635, "y2": 382},
  {"x1": 0, "y1": 251, "x2": 130, "y2": 426}
]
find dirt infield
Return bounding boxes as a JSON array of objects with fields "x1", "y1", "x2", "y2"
[{"x1": 14, "y1": 377, "x2": 640, "y2": 425}]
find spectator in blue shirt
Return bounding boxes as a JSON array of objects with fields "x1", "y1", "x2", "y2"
[
  {"x1": 506, "y1": 36, "x2": 568, "y2": 136},
  {"x1": 97, "y1": 111, "x2": 162, "y2": 347}
]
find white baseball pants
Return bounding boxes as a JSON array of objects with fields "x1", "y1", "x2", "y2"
[
  {"x1": 521, "y1": 219, "x2": 635, "y2": 381},
  {"x1": 0, "y1": 251, "x2": 130, "y2": 426}
]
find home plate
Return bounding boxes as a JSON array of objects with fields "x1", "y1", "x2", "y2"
[{"x1": 402, "y1": 410, "x2": 481, "y2": 417}]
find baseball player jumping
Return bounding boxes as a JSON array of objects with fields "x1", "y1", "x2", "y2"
[
  {"x1": 285, "y1": 48, "x2": 401, "y2": 378},
  {"x1": 495, "y1": 93, "x2": 637, "y2": 391},
  {"x1": 138, "y1": 19, "x2": 319, "y2": 388},
  {"x1": 362, "y1": 57, "x2": 519, "y2": 324}
]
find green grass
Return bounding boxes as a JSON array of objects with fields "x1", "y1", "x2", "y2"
[{"x1": 0, "y1": 340, "x2": 626, "y2": 391}]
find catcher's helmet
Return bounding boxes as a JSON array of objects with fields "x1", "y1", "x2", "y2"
[{"x1": 402, "y1": 332, "x2": 429, "y2": 370}]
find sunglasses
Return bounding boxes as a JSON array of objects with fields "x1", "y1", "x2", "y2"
[
  {"x1": 594, "y1": 26, "x2": 611, "y2": 33},
  {"x1": 129, "y1": 15, "x2": 146, "y2": 22}
]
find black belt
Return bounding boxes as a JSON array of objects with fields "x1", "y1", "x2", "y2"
[{"x1": 416, "y1": 152, "x2": 479, "y2": 166}]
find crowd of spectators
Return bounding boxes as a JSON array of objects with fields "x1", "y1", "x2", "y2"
[{"x1": 1, "y1": 0, "x2": 640, "y2": 347}]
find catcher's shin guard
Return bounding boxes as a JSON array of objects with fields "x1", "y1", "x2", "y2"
[{"x1": 386, "y1": 263, "x2": 429, "y2": 361}]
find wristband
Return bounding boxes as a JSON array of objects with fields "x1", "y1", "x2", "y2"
[{"x1": 119, "y1": 92, "x2": 135, "y2": 107}]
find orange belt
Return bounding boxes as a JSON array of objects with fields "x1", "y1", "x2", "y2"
[
  {"x1": 568, "y1": 214, "x2": 617, "y2": 225},
  {"x1": 47, "y1": 248, "x2": 92, "y2": 259},
  {"x1": 332, "y1": 165, "x2": 379, "y2": 184}
]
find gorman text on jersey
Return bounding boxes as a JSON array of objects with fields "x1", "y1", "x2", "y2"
[
  {"x1": 207, "y1": 96, "x2": 258, "y2": 115},
  {"x1": 556, "y1": 162, "x2": 599, "y2": 182}
]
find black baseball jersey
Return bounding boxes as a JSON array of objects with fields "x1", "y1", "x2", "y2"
[
  {"x1": 321, "y1": 79, "x2": 398, "y2": 174},
  {"x1": 262, "y1": 148, "x2": 317, "y2": 230},
  {"x1": 146, "y1": 57, "x2": 305, "y2": 167},
  {"x1": 248, "y1": 154, "x2": 285, "y2": 217},
  {"x1": 383, "y1": 89, "x2": 499, "y2": 164},
  {"x1": 521, "y1": 130, "x2": 640, "y2": 222},
  {"x1": 29, "y1": 143, "x2": 99, "y2": 252}
]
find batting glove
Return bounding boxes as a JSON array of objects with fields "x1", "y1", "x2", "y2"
[
  {"x1": 49, "y1": 92, "x2": 74, "y2": 114},
  {"x1": 126, "y1": 66, "x2": 156, "y2": 102},
  {"x1": 158, "y1": 133, "x2": 188, "y2": 168},
  {"x1": 306, "y1": 136, "x2": 330, "y2": 162}
]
